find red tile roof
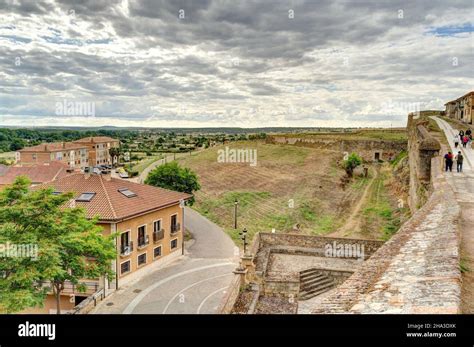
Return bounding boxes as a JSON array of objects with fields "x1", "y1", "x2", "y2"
[
  {"x1": 19, "y1": 142, "x2": 88, "y2": 152},
  {"x1": 37, "y1": 174, "x2": 191, "y2": 221},
  {"x1": 0, "y1": 162, "x2": 71, "y2": 186},
  {"x1": 73, "y1": 136, "x2": 119, "y2": 144}
]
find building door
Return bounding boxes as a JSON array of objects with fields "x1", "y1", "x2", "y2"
[{"x1": 374, "y1": 152, "x2": 380, "y2": 161}]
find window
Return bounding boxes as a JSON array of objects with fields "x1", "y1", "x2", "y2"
[
  {"x1": 171, "y1": 214, "x2": 179, "y2": 233},
  {"x1": 153, "y1": 246, "x2": 162, "y2": 259},
  {"x1": 76, "y1": 192, "x2": 96, "y2": 202},
  {"x1": 120, "y1": 231, "x2": 132, "y2": 255},
  {"x1": 153, "y1": 220, "x2": 162, "y2": 233},
  {"x1": 170, "y1": 238, "x2": 178, "y2": 250},
  {"x1": 137, "y1": 253, "x2": 147, "y2": 266},
  {"x1": 120, "y1": 260, "x2": 131, "y2": 275},
  {"x1": 138, "y1": 225, "x2": 147, "y2": 247},
  {"x1": 118, "y1": 188, "x2": 137, "y2": 198}
]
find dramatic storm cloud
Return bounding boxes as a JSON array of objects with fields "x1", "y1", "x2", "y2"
[{"x1": 0, "y1": 0, "x2": 473, "y2": 127}]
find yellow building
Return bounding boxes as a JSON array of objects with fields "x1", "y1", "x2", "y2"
[
  {"x1": 72, "y1": 136, "x2": 120, "y2": 166},
  {"x1": 444, "y1": 91, "x2": 474, "y2": 124},
  {"x1": 16, "y1": 142, "x2": 89, "y2": 170},
  {"x1": 27, "y1": 173, "x2": 191, "y2": 313}
]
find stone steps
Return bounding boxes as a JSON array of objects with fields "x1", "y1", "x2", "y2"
[{"x1": 299, "y1": 269, "x2": 336, "y2": 301}]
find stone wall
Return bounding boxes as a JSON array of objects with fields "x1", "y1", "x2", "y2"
[
  {"x1": 249, "y1": 233, "x2": 384, "y2": 298},
  {"x1": 266, "y1": 135, "x2": 407, "y2": 162},
  {"x1": 218, "y1": 274, "x2": 241, "y2": 314},
  {"x1": 407, "y1": 114, "x2": 441, "y2": 212},
  {"x1": 312, "y1": 154, "x2": 462, "y2": 314}
]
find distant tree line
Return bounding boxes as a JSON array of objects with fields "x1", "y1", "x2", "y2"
[{"x1": 0, "y1": 128, "x2": 137, "y2": 152}]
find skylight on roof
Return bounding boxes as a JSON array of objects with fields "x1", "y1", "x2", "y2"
[
  {"x1": 118, "y1": 188, "x2": 137, "y2": 198},
  {"x1": 76, "y1": 192, "x2": 96, "y2": 202}
]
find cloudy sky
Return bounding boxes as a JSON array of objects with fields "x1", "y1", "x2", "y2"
[{"x1": 0, "y1": 0, "x2": 473, "y2": 128}]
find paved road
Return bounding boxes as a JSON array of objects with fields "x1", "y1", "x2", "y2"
[
  {"x1": 431, "y1": 116, "x2": 474, "y2": 313},
  {"x1": 92, "y1": 207, "x2": 238, "y2": 314}
]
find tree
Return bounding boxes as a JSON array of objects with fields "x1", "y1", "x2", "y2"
[
  {"x1": 0, "y1": 177, "x2": 116, "y2": 314},
  {"x1": 343, "y1": 153, "x2": 362, "y2": 177},
  {"x1": 145, "y1": 162, "x2": 200, "y2": 205},
  {"x1": 109, "y1": 147, "x2": 120, "y2": 159}
]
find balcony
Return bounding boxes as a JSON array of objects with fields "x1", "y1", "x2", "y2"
[
  {"x1": 153, "y1": 229, "x2": 165, "y2": 243},
  {"x1": 40, "y1": 280, "x2": 99, "y2": 295},
  {"x1": 120, "y1": 241, "x2": 133, "y2": 257},
  {"x1": 171, "y1": 223, "x2": 181, "y2": 234},
  {"x1": 137, "y1": 235, "x2": 149, "y2": 249}
]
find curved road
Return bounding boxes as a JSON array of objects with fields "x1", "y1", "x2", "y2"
[{"x1": 92, "y1": 207, "x2": 239, "y2": 314}]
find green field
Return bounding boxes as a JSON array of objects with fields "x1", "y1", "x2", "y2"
[{"x1": 177, "y1": 141, "x2": 352, "y2": 243}]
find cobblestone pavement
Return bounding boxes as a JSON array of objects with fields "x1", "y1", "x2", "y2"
[
  {"x1": 432, "y1": 116, "x2": 474, "y2": 313},
  {"x1": 92, "y1": 207, "x2": 238, "y2": 314}
]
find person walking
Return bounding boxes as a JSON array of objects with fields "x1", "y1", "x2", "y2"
[
  {"x1": 462, "y1": 135, "x2": 469, "y2": 148},
  {"x1": 459, "y1": 129, "x2": 465, "y2": 139},
  {"x1": 444, "y1": 152, "x2": 454, "y2": 172},
  {"x1": 454, "y1": 134, "x2": 460, "y2": 148},
  {"x1": 455, "y1": 151, "x2": 464, "y2": 172}
]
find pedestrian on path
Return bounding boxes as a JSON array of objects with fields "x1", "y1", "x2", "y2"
[
  {"x1": 462, "y1": 135, "x2": 469, "y2": 148},
  {"x1": 459, "y1": 129, "x2": 465, "y2": 139},
  {"x1": 454, "y1": 134, "x2": 460, "y2": 148},
  {"x1": 444, "y1": 152, "x2": 454, "y2": 172},
  {"x1": 455, "y1": 151, "x2": 464, "y2": 172}
]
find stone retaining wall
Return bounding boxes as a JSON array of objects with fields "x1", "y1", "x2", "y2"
[
  {"x1": 218, "y1": 274, "x2": 241, "y2": 314},
  {"x1": 266, "y1": 135, "x2": 407, "y2": 162}
]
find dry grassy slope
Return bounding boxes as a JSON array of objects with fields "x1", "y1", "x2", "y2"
[{"x1": 177, "y1": 140, "x2": 407, "y2": 243}]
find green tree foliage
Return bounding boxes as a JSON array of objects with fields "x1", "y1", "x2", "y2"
[
  {"x1": 343, "y1": 153, "x2": 362, "y2": 177},
  {"x1": 0, "y1": 177, "x2": 116, "y2": 313},
  {"x1": 145, "y1": 162, "x2": 200, "y2": 205}
]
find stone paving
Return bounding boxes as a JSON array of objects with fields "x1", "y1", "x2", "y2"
[{"x1": 432, "y1": 116, "x2": 474, "y2": 313}]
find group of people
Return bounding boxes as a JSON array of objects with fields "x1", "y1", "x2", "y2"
[
  {"x1": 444, "y1": 151, "x2": 464, "y2": 172},
  {"x1": 445, "y1": 128, "x2": 471, "y2": 173},
  {"x1": 453, "y1": 128, "x2": 472, "y2": 148}
]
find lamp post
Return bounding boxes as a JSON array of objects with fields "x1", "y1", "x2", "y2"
[
  {"x1": 180, "y1": 199, "x2": 185, "y2": 255},
  {"x1": 234, "y1": 199, "x2": 239, "y2": 229},
  {"x1": 240, "y1": 228, "x2": 248, "y2": 256}
]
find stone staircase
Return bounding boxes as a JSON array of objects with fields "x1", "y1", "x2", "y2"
[{"x1": 299, "y1": 269, "x2": 336, "y2": 301}]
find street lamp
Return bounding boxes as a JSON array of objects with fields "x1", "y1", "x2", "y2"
[
  {"x1": 180, "y1": 199, "x2": 185, "y2": 255},
  {"x1": 239, "y1": 228, "x2": 248, "y2": 256},
  {"x1": 234, "y1": 199, "x2": 239, "y2": 229}
]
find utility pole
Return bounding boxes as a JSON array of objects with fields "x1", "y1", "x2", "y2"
[{"x1": 234, "y1": 199, "x2": 239, "y2": 229}]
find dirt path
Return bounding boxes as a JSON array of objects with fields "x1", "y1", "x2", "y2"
[{"x1": 330, "y1": 166, "x2": 378, "y2": 237}]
